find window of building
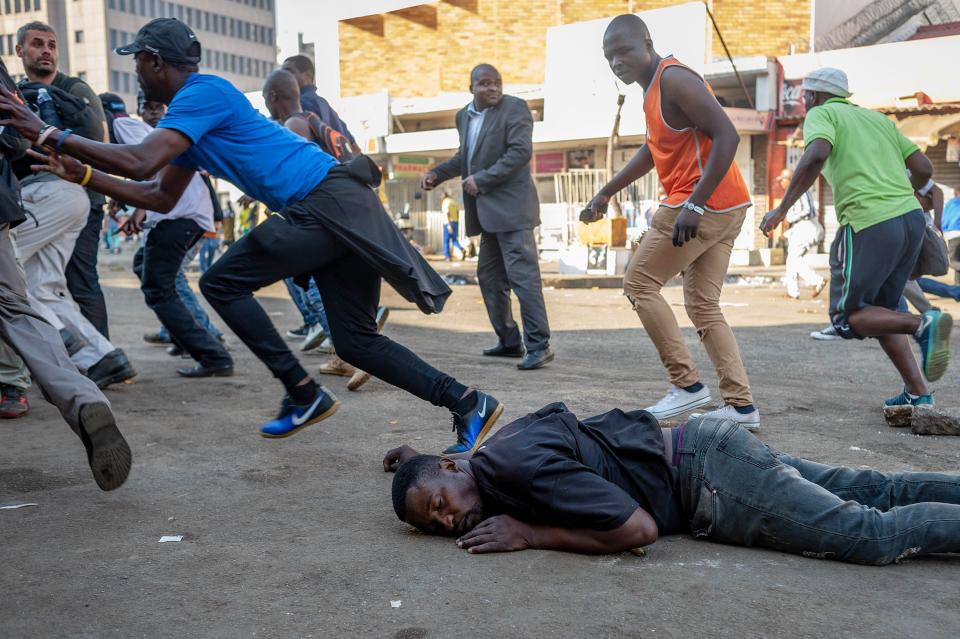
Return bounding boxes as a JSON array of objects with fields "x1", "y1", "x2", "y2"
[
  {"x1": 123, "y1": 72, "x2": 130, "y2": 94},
  {"x1": 34, "y1": 0, "x2": 40, "y2": 9},
  {"x1": 74, "y1": 30, "x2": 84, "y2": 43},
  {"x1": 108, "y1": 0, "x2": 115, "y2": 7},
  {"x1": 149, "y1": 0, "x2": 155, "y2": 16},
  {"x1": 177, "y1": 4, "x2": 183, "y2": 21},
  {"x1": 111, "y1": 70, "x2": 120, "y2": 92},
  {"x1": 203, "y1": 11, "x2": 209, "y2": 32},
  {"x1": 108, "y1": 29, "x2": 116, "y2": 49},
  {"x1": 139, "y1": 0, "x2": 145, "y2": 15},
  {"x1": 228, "y1": 18, "x2": 235, "y2": 37}
]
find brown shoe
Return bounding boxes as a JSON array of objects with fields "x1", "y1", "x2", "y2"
[
  {"x1": 347, "y1": 369, "x2": 372, "y2": 391},
  {"x1": 318, "y1": 357, "x2": 354, "y2": 377}
]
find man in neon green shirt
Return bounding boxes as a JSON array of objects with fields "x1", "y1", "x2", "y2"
[{"x1": 762, "y1": 68, "x2": 951, "y2": 410}]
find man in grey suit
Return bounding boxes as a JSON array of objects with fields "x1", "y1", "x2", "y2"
[{"x1": 422, "y1": 64, "x2": 554, "y2": 370}]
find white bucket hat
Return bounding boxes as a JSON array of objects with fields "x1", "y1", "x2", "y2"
[{"x1": 802, "y1": 68, "x2": 852, "y2": 98}]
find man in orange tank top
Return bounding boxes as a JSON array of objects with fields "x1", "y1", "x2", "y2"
[{"x1": 585, "y1": 14, "x2": 759, "y2": 429}]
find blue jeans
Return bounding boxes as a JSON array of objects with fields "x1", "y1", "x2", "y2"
[
  {"x1": 283, "y1": 276, "x2": 330, "y2": 335},
  {"x1": 678, "y1": 418, "x2": 960, "y2": 565},
  {"x1": 443, "y1": 220, "x2": 464, "y2": 259},
  {"x1": 917, "y1": 277, "x2": 960, "y2": 301},
  {"x1": 198, "y1": 236, "x2": 220, "y2": 273}
]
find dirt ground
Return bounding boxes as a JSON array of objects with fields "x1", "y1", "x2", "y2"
[{"x1": 2, "y1": 265, "x2": 959, "y2": 638}]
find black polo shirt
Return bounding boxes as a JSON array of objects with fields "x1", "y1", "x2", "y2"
[{"x1": 469, "y1": 402, "x2": 686, "y2": 534}]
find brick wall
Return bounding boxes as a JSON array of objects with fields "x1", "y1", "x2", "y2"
[{"x1": 339, "y1": 0, "x2": 811, "y2": 98}]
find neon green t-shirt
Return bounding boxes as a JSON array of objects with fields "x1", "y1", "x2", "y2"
[{"x1": 803, "y1": 98, "x2": 919, "y2": 232}]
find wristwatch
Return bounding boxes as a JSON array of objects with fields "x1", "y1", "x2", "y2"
[{"x1": 682, "y1": 201, "x2": 706, "y2": 216}]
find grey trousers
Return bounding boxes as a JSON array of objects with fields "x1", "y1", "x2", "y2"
[
  {"x1": 0, "y1": 224, "x2": 107, "y2": 433},
  {"x1": 477, "y1": 228, "x2": 550, "y2": 352},
  {"x1": 14, "y1": 179, "x2": 115, "y2": 370}
]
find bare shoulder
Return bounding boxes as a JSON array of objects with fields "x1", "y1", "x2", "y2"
[{"x1": 659, "y1": 65, "x2": 708, "y2": 96}]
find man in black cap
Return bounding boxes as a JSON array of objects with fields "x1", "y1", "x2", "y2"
[{"x1": 0, "y1": 18, "x2": 503, "y2": 453}]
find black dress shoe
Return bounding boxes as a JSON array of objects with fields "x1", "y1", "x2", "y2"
[
  {"x1": 517, "y1": 347, "x2": 555, "y2": 370},
  {"x1": 176, "y1": 364, "x2": 234, "y2": 378},
  {"x1": 86, "y1": 349, "x2": 137, "y2": 389},
  {"x1": 167, "y1": 344, "x2": 183, "y2": 357},
  {"x1": 482, "y1": 343, "x2": 524, "y2": 358}
]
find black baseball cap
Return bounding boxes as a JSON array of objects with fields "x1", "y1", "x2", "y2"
[{"x1": 115, "y1": 18, "x2": 201, "y2": 64}]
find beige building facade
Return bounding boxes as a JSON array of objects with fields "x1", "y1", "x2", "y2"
[{"x1": 338, "y1": 0, "x2": 814, "y2": 98}]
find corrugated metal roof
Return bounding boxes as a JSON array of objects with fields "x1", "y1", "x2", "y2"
[{"x1": 878, "y1": 103, "x2": 960, "y2": 116}]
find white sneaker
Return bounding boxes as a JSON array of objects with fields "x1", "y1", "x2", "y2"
[
  {"x1": 701, "y1": 404, "x2": 761, "y2": 431},
  {"x1": 300, "y1": 324, "x2": 326, "y2": 352},
  {"x1": 810, "y1": 326, "x2": 841, "y2": 341},
  {"x1": 645, "y1": 385, "x2": 712, "y2": 420}
]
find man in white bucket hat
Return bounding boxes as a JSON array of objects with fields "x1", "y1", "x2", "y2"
[{"x1": 761, "y1": 67, "x2": 951, "y2": 412}]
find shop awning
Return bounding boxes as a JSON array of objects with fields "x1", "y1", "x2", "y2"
[{"x1": 893, "y1": 113, "x2": 960, "y2": 150}]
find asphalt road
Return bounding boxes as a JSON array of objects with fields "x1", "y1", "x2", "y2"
[{"x1": 2, "y1": 268, "x2": 959, "y2": 638}]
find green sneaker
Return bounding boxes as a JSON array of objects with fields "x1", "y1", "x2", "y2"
[{"x1": 916, "y1": 310, "x2": 952, "y2": 382}]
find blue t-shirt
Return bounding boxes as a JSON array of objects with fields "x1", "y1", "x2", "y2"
[
  {"x1": 157, "y1": 73, "x2": 337, "y2": 212},
  {"x1": 943, "y1": 196, "x2": 960, "y2": 234}
]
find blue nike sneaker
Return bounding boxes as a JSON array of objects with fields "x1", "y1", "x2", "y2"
[
  {"x1": 443, "y1": 391, "x2": 503, "y2": 455},
  {"x1": 884, "y1": 390, "x2": 934, "y2": 408},
  {"x1": 916, "y1": 309, "x2": 952, "y2": 382},
  {"x1": 260, "y1": 386, "x2": 340, "y2": 438}
]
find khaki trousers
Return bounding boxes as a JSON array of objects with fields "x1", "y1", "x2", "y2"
[{"x1": 624, "y1": 205, "x2": 753, "y2": 406}]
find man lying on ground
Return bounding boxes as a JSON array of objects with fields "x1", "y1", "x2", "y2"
[{"x1": 384, "y1": 404, "x2": 960, "y2": 565}]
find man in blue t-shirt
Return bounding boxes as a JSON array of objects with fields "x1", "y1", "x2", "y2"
[{"x1": 0, "y1": 18, "x2": 502, "y2": 452}]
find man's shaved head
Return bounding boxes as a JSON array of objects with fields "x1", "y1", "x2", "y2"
[
  {"x1": 602, "y1": 14, "x2": 658, "y2": 87},
  {"x1": 604, "y1": 13, "x2": 650, "y2": 40},
  {"x1": 264, "y1": 69, "x2": 300, "y2": 102},
  {"x1": 262, "y1": 69, "x2": 302, "y2": 122}
]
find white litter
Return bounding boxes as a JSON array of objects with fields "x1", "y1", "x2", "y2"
[
  {"x1": 849, "y1": 446, "x2": 862, "y2": 451},
  {"x1": 158, "y1": 535, "x2": 184, "y2": 543},
  {"x1": 390, "y1": 600, "x2": 402, "y2": 608},
  {"x1": 0, "y1": 503, "x2": 37, "y2": 510}
]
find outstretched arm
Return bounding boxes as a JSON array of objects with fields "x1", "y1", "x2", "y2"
[
  {"x1": 583, "y1": 145, "x2": 655, "y2": 223},
  {"x1": 29, "y1": 148, "x2": 194, "y2": 213},
  {"x1": 456, "y1": 508, "x2": 657, "y2": 554},
  {"x1": 760, "y1": 139, "x2": 832, "y2": 236},
  {"x1": 0, "y1": 86, "x2": 191, "y2": 180}
]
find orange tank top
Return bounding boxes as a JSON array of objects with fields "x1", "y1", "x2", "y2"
[{"x1": 643, "y1": 57, "x2": 752, "y2": 212}]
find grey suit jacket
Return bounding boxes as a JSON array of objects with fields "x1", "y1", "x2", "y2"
[{"x1": 432, "y1": 95, "x2": 540, "y2": 237}]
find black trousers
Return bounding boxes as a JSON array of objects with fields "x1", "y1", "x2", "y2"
[
  {"x1": 200, "y1": 175, "x2": 458, "y2": 404},
  {"x1": 133, "y1": 218, "x2": 232, "y2": 368},
  {"x1": 65, "y1": 205, "x2": 110, "y2": 338}
]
